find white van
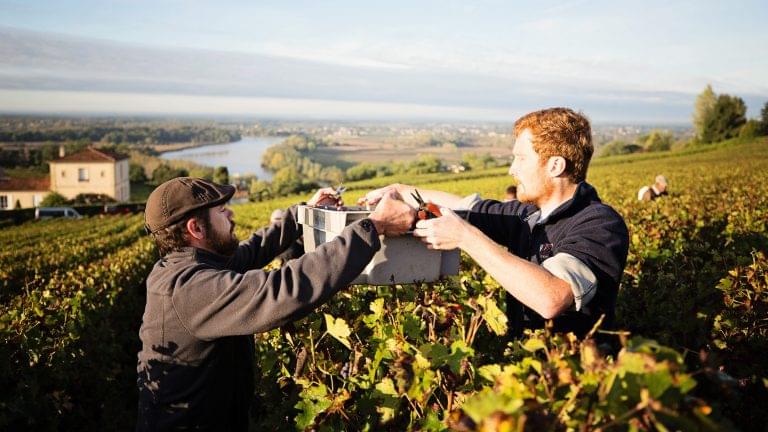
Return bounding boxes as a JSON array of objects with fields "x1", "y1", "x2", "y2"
[{"x1": 35, "y1": 207, "x2": 83, "y2": 220}]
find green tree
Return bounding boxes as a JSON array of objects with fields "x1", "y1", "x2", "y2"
[
  {"x1": 40, "y1": 191, "x2": 69, "y2": 207},
  {"x1": 693, "y1": 84, "x2": 717, "y2": 140},
  {"x1": 320, "y1": 166, "x2": 344, "y2": 184},
  {"x1": 760, "y1": 101, "x2": 768, "y2": 136},
  {"x1": 271, "y1": 166, "x2": 304, "y2": 195},
  {"x1": 73, "y1": 193, "x2": 115, "y2": 205},
  {"x1": 346, "y1": 163, "x2": 378, "y2": 181},
  {"x1": 129, "y1": 163, "x2": 148, "y2": 183},
  {"x1": 151, "y1": 164, "x2": 189, "y2": 185},
  {"x1": 738, "y1": 119, "x2": 761, "y2": 140},
  {"x1": 249, "y1": 179, "x2": 271, "y2": 201},
  {"x1": 407, "y1": 155, "x2": 442, "y2": 174},
  {"x1": 641, "y1": 130, "x2": 673, "y2": 152},
  {"x1": 188, "y1": 166, "x2": 214, "y2": 180},
  {"x1": 462, "y1": 153, "x2": 497, "y2": 170},
  {"x1": 213, "y1": 166, "x2": 230, "y2": 185},
  {"x1": 598, "y1": 141, "x2": 642, "y2": 157},
  {"x1": 701, "y1": 94, "x2": 747, "y2": 143}
]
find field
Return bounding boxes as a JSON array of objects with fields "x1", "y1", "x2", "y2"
[
  {"x1": 312, "y1": 135, "x2": 515, "y2": 168},
  {"x1": 1, "y1": 137, "x2": 766, "y2": 430}
]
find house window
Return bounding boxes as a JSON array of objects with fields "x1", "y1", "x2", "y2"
[
  {"x1": 101, "y1": 170, "x2": 105, "y2": 178},
  {"x1": 61, "y1": 170, "x2": 66, "y2": 178},
  {"x1": 78, "y1": 168, "x2": 89, "y2": 182},
  {"x1": 0, "y1": 195, "x2": 7, "y2": 209}
]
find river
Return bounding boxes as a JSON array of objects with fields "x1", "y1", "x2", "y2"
[{"x1": 160, "y1": 136, "x2": 285, "y2": 181}]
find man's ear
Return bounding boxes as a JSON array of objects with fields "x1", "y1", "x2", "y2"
[
  {"x1": 186, "y1": 217, "x2": 206, "y2": 240},
  {"x1": 547, "y1": 156, "x2": 567, "y2": 178}
]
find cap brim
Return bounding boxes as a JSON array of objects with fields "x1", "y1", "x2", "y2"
[{"x1": 210, "y1": 183, "x2": 236, "y2": 207}]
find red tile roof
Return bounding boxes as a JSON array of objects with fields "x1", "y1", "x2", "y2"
[
  {"x1": 53, "y1": 147, "x2": 129, "y2": 163},
  {"x1": 0, "y1": 176, "x2": 51, "y2": 192}
]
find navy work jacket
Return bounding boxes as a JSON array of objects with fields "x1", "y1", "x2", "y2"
[{"x1": 468, "y1": 182, "x2": 629, "y2": 337}]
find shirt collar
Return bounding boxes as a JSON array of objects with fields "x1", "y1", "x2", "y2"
[{"x1": 525, "y1": 182, "x2": 600, "y2": 226}]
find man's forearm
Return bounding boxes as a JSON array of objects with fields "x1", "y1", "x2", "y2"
[
  {"x1": 459, "y1": 224, "x2": 574, "y2": 319},
  {"x1": 231, "y1": 206, "x2": 302, "y2": 271},
  {"x1": 392, "y1": 184, "x2": 467, "y2": 209}
]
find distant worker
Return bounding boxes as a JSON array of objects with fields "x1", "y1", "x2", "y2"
[
  {"x1": 137, "y1": 177, "x2": 415, "y2": 430},
  {"x1": 637, "y1": 175, "x2": 669, "y2": 201},
  {"x1": 504, "y1": 185, "x2": 518, "y2": 202},
  {"x1": 270, "y1": 208, "x2": 285, "y2": 224}
]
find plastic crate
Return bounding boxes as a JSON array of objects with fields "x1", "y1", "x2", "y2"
[{"x1": 297, "y1": 205, "x2": 459, "y2": 285}]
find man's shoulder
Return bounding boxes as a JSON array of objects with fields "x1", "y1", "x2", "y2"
[
  {"x1": 568, "y1": 199, "x2": 628, "y2": 233},
  {"x1": 585, "y1": 199, "x2": 624, "y2": 218},
  {"x1": 148, "y1": 251, "x2": 221, "y2": 293},
  {"x1": 637, "y1": 186, "x2": 651, "y2": 201}
]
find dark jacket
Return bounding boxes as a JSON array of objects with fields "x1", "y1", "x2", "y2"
[
  {"x1": 136, "y1": 206, "x2": 380, "y2": 431},
  {"x1": 468, "y1": 182, "x2": 629, "y2": 337}
]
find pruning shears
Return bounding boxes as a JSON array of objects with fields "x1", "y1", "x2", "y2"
[
  {"x1": 332, "y1": 185, "x2": 346, "y2": 200},
  {"x1": 411, "y1": 189, "x2": 442, "y2": 220}
]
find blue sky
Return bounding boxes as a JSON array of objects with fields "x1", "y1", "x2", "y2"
[{"x1": 0, "y1": 0, "x2": 766, "y2": 123}]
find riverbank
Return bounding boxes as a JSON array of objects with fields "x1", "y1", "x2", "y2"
[
  {"x1": 160, "y1": 136, "x2": 285, "y2": 180},
  {"x1": 150, "y1": 136, "x2": 267, "y2": 154}
]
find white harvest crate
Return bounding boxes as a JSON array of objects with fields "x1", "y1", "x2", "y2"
[{"x1": 297, "y1": 205, "x2": 460, "y2": 285}]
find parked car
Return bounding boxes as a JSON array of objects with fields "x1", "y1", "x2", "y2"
[
  {"x1": 103, "y1": 203, "x2": 145, "y2": 215},
  {"x1": 35, "y1": 207, "x2": 83, "y2": 220},
  {"x1": 104, "y1": 204, "x2": 131, "y2": 215}
]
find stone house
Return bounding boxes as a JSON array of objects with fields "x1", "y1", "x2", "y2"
[{"x1": 0, "y1": 148, "x2": 130, "y2": 209}]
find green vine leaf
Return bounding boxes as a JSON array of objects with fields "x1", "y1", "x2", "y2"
[{"x1": 324, "y1": 313, "x2": 352, "y2": 350}]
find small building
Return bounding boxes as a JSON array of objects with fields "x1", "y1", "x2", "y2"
[
  {"x1": 0, "y1": 175, "x2": 50, "y2": 209},
  {"x1": 48, "y1": 148, "x2": 130, "y2": 202}
]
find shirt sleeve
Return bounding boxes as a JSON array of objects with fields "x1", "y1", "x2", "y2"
[
  {"x1": 227, "y1": 205, "x2": 302, "y2": 272},
  {"x1": 172, "y1": 218, "x2": 381, "y2": 340},
  {"x1": 467, "y1": 199, "x2": 525, "y2": 247},
  {"x1": 457, "y1": 193, "x2": 482, "y2": 210},
  {"x1": 553, "y1": 206, "x2": 629, "y2": 296},
  {"x1": 637, "y1": 186, "x2": 650, "y2": 201},
  {"x1": 542, "y1": 253, "x2": 597, "y2": 311}
]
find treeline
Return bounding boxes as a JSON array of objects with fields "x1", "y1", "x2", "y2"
[
  {"x1": 258, "y1": 135, "x2": 343, "y2": 196},
  {"x1": 693, "y1": 85, "x2": 768, "y2": 143},
  {"x1": 599, "y1": 130, "x2": 677, "y2": 157},
  {"x1": 251, "y1": 134, "x2": 504, "y2": 199},
  {"x1": 345, "y1": 153, "x2": 500, "y2": 181},
  {"x1": 600, "y1": 86, "x2": 768, "y2": 157},
  {"x1": 0, "y1": 126, "x2": 240, "y2": 146},
  {"x1": 0, "y1": 141, "x2": 91, "y2": 171}
]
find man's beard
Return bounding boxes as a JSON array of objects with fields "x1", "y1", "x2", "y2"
[
  {"x1": 209, "y1": 224, "x2": 239, "y2": 256},
  {"x1": 517, "y1": 176, "x2": 554, "y2": 207}
]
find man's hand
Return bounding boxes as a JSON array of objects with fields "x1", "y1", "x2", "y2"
[
  {"x1": 367, "y1": 190, "x2": 416, "y2": 236},
  {"x1": 413, "y1": 207, "x2": 473, "y2": 250},
  {"x1": 357, "y1": 184, "x2": 401, "y2": 207},
  {"x1": 308, "y1": 187, "x2": 343, "y2": 207}
]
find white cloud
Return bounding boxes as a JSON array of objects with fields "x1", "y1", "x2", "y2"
[
  {"x1": 1, "y1": 27, "x2": 765, "y2": 122},
  {"x1": 0, "y1": 89, "x2": 524, "y2": 121},
  {"x1": 257, "y1": 42, "x2": 412, "y2": 70}
]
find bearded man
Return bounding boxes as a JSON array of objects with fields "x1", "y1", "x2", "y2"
[
  {"x1": 137, "y1": 177, "x2": 414, "y2": 430},
  {"x1": 362, "y1": 108, "x2": 629, "y2": 338}
]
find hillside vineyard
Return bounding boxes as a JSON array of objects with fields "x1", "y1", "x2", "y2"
[{"x1": 1, "y1": 138, "x2": 766, "y2": 430}]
